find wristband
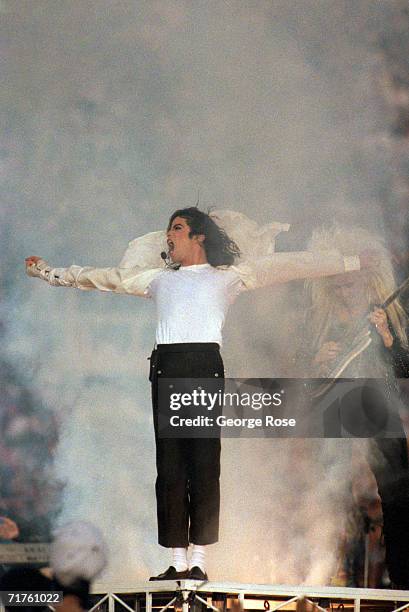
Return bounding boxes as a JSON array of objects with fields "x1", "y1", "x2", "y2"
[{"x1": 343, "y1": 255, "x2": 360, "y2": 272}]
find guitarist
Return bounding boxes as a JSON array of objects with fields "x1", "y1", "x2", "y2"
[{"x1": 301, "y1": 224, "x2": 409, "y2": 589}]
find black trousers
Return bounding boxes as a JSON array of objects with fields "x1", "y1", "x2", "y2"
[
  {"x1": 368, "y1": 437, "x2": 409, "y2": 587},
  {"x1": 150, "y1": 342, "x2": 224, "y2": 548}
]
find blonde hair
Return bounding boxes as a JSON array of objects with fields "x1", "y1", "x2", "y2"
[{"x1": 305, "y1": 224, "x2": 408, "y2": 352}]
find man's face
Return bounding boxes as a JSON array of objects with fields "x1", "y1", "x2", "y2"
[{"x1": 166, "y1": 216, "x2": 197, "y2": 263}]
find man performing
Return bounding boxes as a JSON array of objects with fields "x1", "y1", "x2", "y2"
[
  {"x1": 25, "y1": 208, "x2": 376, "y2": 581},
  {"x1": 301, "y1": 224, "x2": 409, "y2": 589}
]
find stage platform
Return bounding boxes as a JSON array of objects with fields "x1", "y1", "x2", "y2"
[{"x1": 90, "y1": 580, "x2": 409, "y2": 612}]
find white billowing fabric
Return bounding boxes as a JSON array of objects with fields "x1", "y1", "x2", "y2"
[
  {"x1": 28, "y1": 247, "x2": 355, "y2": 297},
  {"x1": 27, "y1": 258, "x2": 162, "y2": 296},
  {"x1": 147, "y1": 263, "x2": 243, "y2": 345},
  {"x1": 27, "y1": 203, "x2": 358, "y2": 298},
  {"x1": 229, "y1": 250, "x2": 354, "y2": 291},
  {"x1": 118, "y1": 230, "x2": 165, "y2": 269},
  {"x1": 50, "y1": 521, "x2": 108, "y2": 587},
  {"x1": 118, "y1": 209, "x2": 290, "y2": 269},
  {"x1": 209, "y1": 209, "x2": 290, "y2": 261}
]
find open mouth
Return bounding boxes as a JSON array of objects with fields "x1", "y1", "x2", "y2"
[{"x1": 167, "y1": 240, "x2": 175, "y2": 253}]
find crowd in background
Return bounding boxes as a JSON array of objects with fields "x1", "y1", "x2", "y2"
[{"x1": 0, "y1": 360, "x2": 61, "y2": 543}]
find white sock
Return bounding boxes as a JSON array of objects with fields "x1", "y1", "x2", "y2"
[
  {"x1": 190, "y1": 544, "x2": 206, "y2": 571},
  {"x1": 172, "y1": 547, "x2": 188, "y2": 572}
]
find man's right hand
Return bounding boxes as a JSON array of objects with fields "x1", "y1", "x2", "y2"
[
  {"x1": 25, "y1": 256, "x2": 51, "y2": 279},
  {"x1": 25, "y1": 256, "x2": 42, "y2": 269}
]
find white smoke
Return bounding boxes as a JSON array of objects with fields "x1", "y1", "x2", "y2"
[{"x1": 2, "y1": 0, "x2": 403, "y2": 586}]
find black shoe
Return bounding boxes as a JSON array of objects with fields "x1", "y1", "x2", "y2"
[
  {"x1": 188, "y1": 566, "x2": 208, "y2": 581},
  {"x1": 149, "y1": 566, "x2": 189, "y2": 581}
]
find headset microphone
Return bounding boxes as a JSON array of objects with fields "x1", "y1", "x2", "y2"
[{"x1": 160, "y1": 250, "x2": 180, "y2": 270}]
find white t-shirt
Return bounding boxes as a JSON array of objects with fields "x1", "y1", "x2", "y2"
[{"x1": 146, "y1": 263, "x2": 244, "y2": 346}]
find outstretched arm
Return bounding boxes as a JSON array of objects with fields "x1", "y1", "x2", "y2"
[
  {"x1": 25, "y1": 256, "x2": 160, "y2": 297},
  {"x1": 232, "y1": 249, "x2": 377, "y2": 290}
]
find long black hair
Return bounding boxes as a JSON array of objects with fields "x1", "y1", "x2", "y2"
[{"x1": 168, "y1": 207, "x2": 241, "y2": 267}]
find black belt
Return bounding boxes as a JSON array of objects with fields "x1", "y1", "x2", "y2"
[{"x1": 156, "y1": 342, "x2": 220, "y2": 353}]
